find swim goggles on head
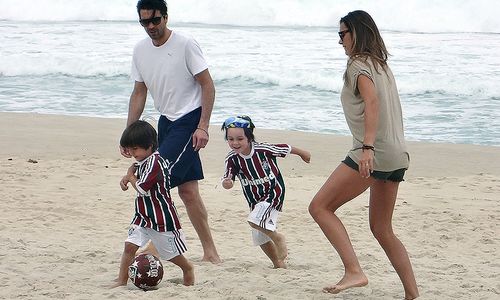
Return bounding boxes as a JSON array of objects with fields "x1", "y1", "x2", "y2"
[{"x1": 222, "y1": 116, "x2": 254, "y2": 129}]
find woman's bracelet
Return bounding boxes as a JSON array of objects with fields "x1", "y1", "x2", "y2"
[
  {"x1": 361, "y1": 144, "x2": 375, "y2": 151},
  {"x1": 196, "y1": 127, "x2": 209, "y2": 137},
  {"x1": 353, "y1": 144, "x2": 375, "y2": 152}
]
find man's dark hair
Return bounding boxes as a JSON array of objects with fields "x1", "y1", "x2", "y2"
[
  {"x1": 120, "y1": 120, "x2": 158, "y2": 151},
  {"x1": 136, "y1": 0, "x2": 168, "y2": 16}
]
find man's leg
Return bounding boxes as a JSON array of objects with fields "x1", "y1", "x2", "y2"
[
  {"x1": 157, "y1": 111, "x2": 220, "y2": 263},
  {"x1": 177, "y1": 180, "x2": 221, "y2": 264}
]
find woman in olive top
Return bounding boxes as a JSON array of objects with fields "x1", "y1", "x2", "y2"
[{"x1": 308, "y1": 10, "x2": 419, "y2": 300}]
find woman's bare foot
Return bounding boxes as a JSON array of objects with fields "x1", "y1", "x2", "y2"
[{"x1": 323, "y1": 272, "x2": 368, "y2": 294}]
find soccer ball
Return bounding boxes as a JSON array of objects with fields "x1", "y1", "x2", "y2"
[{"x1": 128, "y1": 253, "x2": 164, "y2": 290}]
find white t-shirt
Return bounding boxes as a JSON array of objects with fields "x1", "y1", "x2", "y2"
[{"x1": 131, "y1": 31, "x2": 208, "y2": 121}]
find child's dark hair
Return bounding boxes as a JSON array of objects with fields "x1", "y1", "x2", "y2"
[
  {"x1": 221, "y1": 115, "x2": 256, "y2": 142},
  {"x1": 120, "y1": 120, "x2": 158, "y2": 151}
]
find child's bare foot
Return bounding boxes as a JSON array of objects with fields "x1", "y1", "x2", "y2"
[
  {"x1": 322, "y1": 272, "x2": 368, "y2": 294},
  {"x1": 182, "y1": 262, "x2": 195, "y2": 286},
  {"x1": 273, "y1": 259, "x2": 287, "y2": 269},
  {"x1": 274, "y1": 233, "x2": 288, "y2": 260},
  {"x1": 109, "y1": 281, "x2": 127, "y2": 289}
]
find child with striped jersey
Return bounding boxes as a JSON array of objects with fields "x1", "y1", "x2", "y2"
[
  {"x1": 221, "y1": 116, "x2": 311, "y2": 268},
  {"x1": 112, "y1": 120, "x2": 194, "y2": 288}
]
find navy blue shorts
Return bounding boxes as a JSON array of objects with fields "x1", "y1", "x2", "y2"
[
  {"x1": 342, "y1": 156, "x2": 406, "y2": 182},
  {"x1": 158, "y1": 107, "x2": 204, "y2": 188}
]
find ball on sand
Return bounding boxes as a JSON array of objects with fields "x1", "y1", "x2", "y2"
[{"x1": 128, "y1": 253, "x2": 164, "y2": 290}]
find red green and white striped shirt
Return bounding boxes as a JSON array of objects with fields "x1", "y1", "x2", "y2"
[
  {"x1": 223, "y1": 142, "x2": 291, "y2": 211},
  {"x1": 132, "y1": 152, "x2": 182, "y2": 232}
]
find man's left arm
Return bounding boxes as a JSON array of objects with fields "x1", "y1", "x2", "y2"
[{"x1": 193, "y1": 69, "x2": 215, "y2": 151}]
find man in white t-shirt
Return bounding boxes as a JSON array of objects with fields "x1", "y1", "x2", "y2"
[{"x1": 120, "y1": 0, "x2": 221, "y2": 264}]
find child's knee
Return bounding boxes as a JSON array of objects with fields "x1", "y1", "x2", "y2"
[
  {"x1": 248, "y1": 221, "x2": 258, "y2": 228},
  {"x1": 124, "y1": 242, "x2": 139, "y2": 255}
]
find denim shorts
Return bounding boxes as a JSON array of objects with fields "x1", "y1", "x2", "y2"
[{"x1": 342, "y1": 156, "x2": 406, "y2": 182}]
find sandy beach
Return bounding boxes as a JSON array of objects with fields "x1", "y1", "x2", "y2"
[{"x1": 0, "y1": 112, "x2": 498, "y2": 299}]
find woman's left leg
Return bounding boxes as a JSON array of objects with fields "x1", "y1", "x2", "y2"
[{"x1": 369, "y1": 180, "x2": 419, "y2": 299}]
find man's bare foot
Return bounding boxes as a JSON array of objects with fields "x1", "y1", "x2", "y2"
[
  {"x1": 274, "y1": 233, "x2": 288, "y2": 260},
  {"x1": 201, "y1": 253, "x2": 222, "y2": 264},
  {"x1": 183, "y1": 262, "x2": 195, "y2": 286},
  {"x1": 323, "y1": 272, "x2": 368, "y2": 294}
]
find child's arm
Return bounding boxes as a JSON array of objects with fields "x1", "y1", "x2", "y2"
[
  {"x1": 128, "y1": 175, "x2": 139, "y2": 192},
  {"x1": 126, "y1": 163, "x2": 140, "y2": 193},
  {"x1": 222, "y1": 157, "x2": 237, "y2": 189},
  {"x1": 290, "y1": 146, "x2": 311, "y2": 163},
  {"x1": 120, "y1": 164, "x2": 137, "y2": 191}
]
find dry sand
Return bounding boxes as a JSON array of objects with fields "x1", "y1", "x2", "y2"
[{"x1": 0, "y1": 112, "x2": 498, "y2": 299}]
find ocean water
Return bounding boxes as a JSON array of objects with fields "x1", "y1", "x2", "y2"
[{"x1": 1, "y1": 0, "x2": 499, "y2": 146}]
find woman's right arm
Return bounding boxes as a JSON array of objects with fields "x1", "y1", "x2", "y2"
[{"x1": 357, "y1": 74, "x2": 379, "y2": 178}]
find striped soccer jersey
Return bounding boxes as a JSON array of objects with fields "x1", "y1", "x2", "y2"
[
  {"x1": 132, "y1": 151, "x2": 182, "y2": 232},
  {"x1": 223, "y1": 142, "x2": 291, "y2": 211}
]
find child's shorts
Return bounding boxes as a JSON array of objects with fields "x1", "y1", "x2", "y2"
[
  {"x1": 126, "y1": 225, "x2": 187, "y2": 260},
  {"x1": 247, "y1": 201, "x2": 280, "y2": 246}
]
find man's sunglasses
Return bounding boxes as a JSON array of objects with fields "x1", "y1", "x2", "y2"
[
  {"x1": 139, "y1": 16, "x2": 163, "y2": 27},
  {"x1": 338, "y1": 29, "x2": 350, "y2": 41}
]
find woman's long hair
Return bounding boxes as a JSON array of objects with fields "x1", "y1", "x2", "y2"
[{"x1": 341, "y1": 10, "x2": 389, "y2": 75}]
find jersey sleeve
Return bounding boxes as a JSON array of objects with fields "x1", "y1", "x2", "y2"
[
  {"x1": 346, "y1": 58, "x2": 373, "y2": 96},
  {"x1": 223, "y1": 154, "x2": 239, "y2": 180},
  {"x1": 185, "y1": 37, "x2": 209, "y2": 76},
  {"x1": 264, "y1": 143, "x2": 291, "y2": 158},
  {"x1": 136, "y1": 156, "x2": 161, "y2": 195}
]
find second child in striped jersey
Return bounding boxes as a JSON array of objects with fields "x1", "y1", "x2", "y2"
[
  {"x1": 221, "y1": 116, "x2": 311, "y2": 269},
  {"x1": 112, "y1": 120, "x2": 194, "y2": 288}
]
